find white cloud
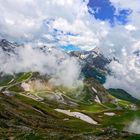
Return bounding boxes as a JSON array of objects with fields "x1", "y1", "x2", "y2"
[
  {"x1": 126, "y1": 119, "x2": 140, "y2": 134},
  {"x1": 125, "y1": 24, "x2": 136, "y2": 31},
  {"x1": 0, "y1": 0, "x2": 106, "y2": 49},
  {"x1": 104, "y1": 54, "x2": 140, "y2": 99},
  {"x1": 110, "y1": 0, "x2": 140, "y2": 28},
  {"x1": 0, "y1": 0, "x2": 92, "y2": 41},
  {"x1": 0, "y1": 44, "x2": 83, "y2": 88},
  {"x1": 102, "y1": 0, "x2": 140, "y2": 99},
  {"x1": 110, "y1": 0, "x2": 140, "y2": 12}
]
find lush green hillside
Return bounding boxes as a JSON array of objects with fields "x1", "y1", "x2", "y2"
[
  {"x1": 108, "y1": 89, "x2": 140, "y2": 107},
  {"x1": 0, "y1": 73, "x2": 140, "y2": 139}
]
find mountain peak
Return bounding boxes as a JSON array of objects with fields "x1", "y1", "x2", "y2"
[{"x1": 91, "y1": 47, "x2": 101, "y2": 55}]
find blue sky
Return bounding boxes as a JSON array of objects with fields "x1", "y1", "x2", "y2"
[
  {"x1": 60, "y1": 44, "x2": 81, "y2": 51},
  {"x1": 88, "y1": 0, "x2": 131, "y2": 25}
]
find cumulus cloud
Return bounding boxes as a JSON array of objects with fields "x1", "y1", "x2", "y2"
[
  {"x1": 125, "y1": 25, "x2": 136, "y2": 31},
  {"x1": 104, "y1": 53, "x2": 140, "y2": 99},
  {"x1": 110, "y1": 0, "x2": 140, "y2": 28},
  {"x1": 0, "y1": 0, "x2": 104, "y2": 89},
  {"x1": 0, "y1": 44, "x2": 83, "y2": 88},
  {"x1": 0, "y1": 0, "x2": 108, "y2": 49},
  {"x1": 102, "y1": 0, "x2": 140, "y2": 99}
]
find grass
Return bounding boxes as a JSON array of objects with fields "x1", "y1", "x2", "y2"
[
  {"x1": 118, "y1": 100, "x2": 131, "y2": 108},
  {"x1": 81, "y1": 103, "x2": 107, "y2": 113},
  {"x1": 1, "y1": 72, "x2": 140, "y2": 139},
  {"x1": 10, "y1": 72, "x2": 33, "y2": 84},
  {"x1": 0, "y1": 75, "x2": 14, "y2": 86},
  {"x1": 1, "y1": 91, "x2": 140, "y2": 139},
  {"x1": 108, "y1": 89, "x2": 140, "y2": 107},
  {"x1": 101, "y1": 109, "x2": 140, "y2": 130}
]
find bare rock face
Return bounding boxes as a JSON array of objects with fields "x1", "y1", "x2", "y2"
[
  {"x1": 85, "y1": 78, "x2": 113, "y2": 103},
  {"x1": 70, "y1": 48, "x2": 111, "y2": 84},
  {"x1": 0, "y1": 39, "x2": 19, "y2": 54},
  {"x1": 70, "y1": 47, "x2": 111, "y2": 70}
]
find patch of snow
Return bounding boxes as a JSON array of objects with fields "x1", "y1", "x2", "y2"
[
  {"x1": 63, "y1": 118, "x2": 69, "y2": 121},
  {"x1": 104, "y1": 112, "x2": 115, "y2": 116},
  {"x1": 92, "y1": 54, "x2": 98, "y2": 58},
  {"x1": 92, "y1": 87, "x2": 97, "y2": 93},
  {"x1": 80, "y1": 54, "x2": 89, "y2": 59},
  {"x1": 55, "y1": 109, "x2": 98, "y2": 125},
  {"x1": 95, "y1": 95, "x2": 101, "y2": 104}
]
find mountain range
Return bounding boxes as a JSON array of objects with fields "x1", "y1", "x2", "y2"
[{"x1": 0, "y1": 39, "x2": 140, "y2": 139}]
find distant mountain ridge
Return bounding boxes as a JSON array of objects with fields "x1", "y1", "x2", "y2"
[
  {"x1": 70, "y1": 47, "x2": 111, "y2": 84},
  {"x1": 70, "y1": 47, "x2": 111, "y2": 70},
  {"x1": 0, "y1": 39, "x2": 19, "y2": 54}
]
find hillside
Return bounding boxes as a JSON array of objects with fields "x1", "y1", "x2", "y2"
[{"x1": 0, "y1": 72, "x2": 140, "y2": 139}]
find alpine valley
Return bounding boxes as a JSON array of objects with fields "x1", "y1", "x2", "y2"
[{"x1": 0, "y1": 39, "x2": 140, "y2": 140}]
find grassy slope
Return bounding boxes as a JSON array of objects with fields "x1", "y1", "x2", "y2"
[
  {"x1": 1, "y1": 92, "x2": 140, "y2": 140},
  {"x1": 108, "y1": 89, "x2": 140, "y2": 107},
  {"x1": 0, "y1": 73, "x2": 140, "y2": 139},
  {"x1": 0, "y1": 92, "x2": 98, "y2": 139}
]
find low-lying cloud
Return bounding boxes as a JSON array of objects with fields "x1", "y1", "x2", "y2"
[
  {"x1": 104, "y1": 49, "x2": 140, "y2": 99},
  {"x1": 125, "y1": 119, "x2": 140, "y2": 134},
  {"x1": 0, "y1": 43, "x2": 83, "y2": 88}
]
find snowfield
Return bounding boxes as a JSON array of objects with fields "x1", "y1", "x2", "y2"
[{"x1": 55, "y1": 109, "x2": 98, "y2": 125}]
